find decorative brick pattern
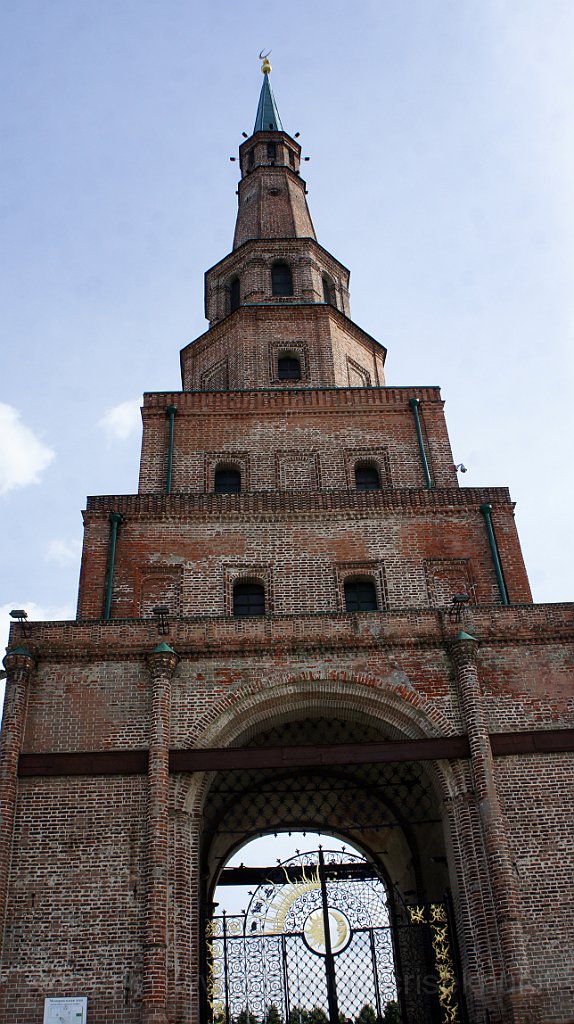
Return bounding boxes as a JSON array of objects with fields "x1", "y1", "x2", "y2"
[
  {"x1": 335, "y1": 561, "x2": 389, "y2": 611},
  {"x1": 139, "y1": 568, "x2": 182, "y2": 617},
  {"x1": 425, "y1": 558, "x2": 474, "y2": 608}
]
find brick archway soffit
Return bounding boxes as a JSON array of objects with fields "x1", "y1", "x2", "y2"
[
  {"x1": 174, "y1": 672, "x2": 459, "y2": 814},
  {"x1": 186, "y1": 671, "x2": 453, "y2": 749}
]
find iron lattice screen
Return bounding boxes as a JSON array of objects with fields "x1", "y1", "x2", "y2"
[{"x1": 207, "y1": 850, "x2": 465, "y2": 1024}]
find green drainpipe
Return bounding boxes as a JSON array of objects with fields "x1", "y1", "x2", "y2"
[
  {"x1": 165, "y1": 405, "x2": 177, "y2": 495},
  {"x1": 103, "y1": 512, "x2": 122, "y2": 620},
  {"x1": 480, "y1": 503, "x2": 509, "y2": 605},
  {"x1": 409, "y1": 397, "x2": 432, "y2": 489}
]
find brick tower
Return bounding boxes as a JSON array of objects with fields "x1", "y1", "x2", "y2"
[{"x1": 1, "y1": 62, "x2": 573, "y2": 1024}]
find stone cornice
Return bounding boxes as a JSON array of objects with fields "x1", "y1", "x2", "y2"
[
  {"x1": 204, "y1": 235, "x2": 350, "y2": 281},
  {"x1": 7, "y1": 604, "x2": 573, "y2": 662},
  {"x1": 143, "y1": 384, "x2": 441, "y2": 411},
  {"x1": 179, "y1": 302, "x2": 386, "y2": 361},
  {"x1": 85, "y1": 486, "x2": 513, "y2": 519}
]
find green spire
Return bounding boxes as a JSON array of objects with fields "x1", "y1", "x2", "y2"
[{"x1": 253, "y1": 70, "x2": 283, "y2": 133}]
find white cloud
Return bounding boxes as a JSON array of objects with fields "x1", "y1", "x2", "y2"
[
  {"x1": 46, "y1": 538, "x2": 82, "y2": 566},
  {"x1": 0, "y1": 601, "x2": 75, "y2": 718},
  {"x1": 0, "y1": 601, "x2": 75, "y2": 658},
  {"x1": 98, "y1": 398, "x2": 141, "y2": 441},
  {"x1": 0, "y1": 403, "x2": 55, "y2": 496}
]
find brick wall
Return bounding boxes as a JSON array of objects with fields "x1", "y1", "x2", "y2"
[{"x1": 1, "y1": 607, "x2": 572, "y2": 1022}]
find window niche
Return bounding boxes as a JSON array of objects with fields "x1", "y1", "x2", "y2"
[
  {"x1": 344, "y1": 577, "x2": 378, "y2": 612},
  {"x1": 233, "y1": 581, "x2": 266, "y2": 617},
  {"x1": 229, "y1": 277, "x2": 240, "y2": 313},
  {"x1": 322, "y1": 275, "x2": 335, "y2": 305},
  {"x1": 271, "y1": 262, "x2": 293, "y2": 297},
  {"x1": 214, "y1": 466, "x2": 241, "y2": 493},
  {"x1": 345, "y1": 450, "x2": 391, "y2": 490},
  {"x1": 269, "y1": 342, "x2": 307, "y2": 386},
  {"x1": 278, "y1": 355, "x2": 301, "y2": 381},
  {"x1": 355, "y1": 462, "x2": 381, "y2": 491}
]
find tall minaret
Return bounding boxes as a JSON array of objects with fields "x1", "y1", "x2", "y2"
[
  {"x1": 232, "y1": 56, "x2": 316, "y2": 248},
  {"x1": 186, "y1": 60, "x2": 386, "y2": 390}
]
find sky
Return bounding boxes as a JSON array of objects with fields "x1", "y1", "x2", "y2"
[{"x1": 1, "y1": 1, "x2": 574, "y2": 688}]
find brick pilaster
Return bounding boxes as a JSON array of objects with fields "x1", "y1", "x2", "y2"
[
  {"x1": 0, "y1": 646, "x2": 35, "y2": 956},
  {"x1": 450, "y1": 632, "x2": 539, "y2": 1023},
  {"x1": 443, "y1": 783, "x2": 500, "y2": 1019},
  {"x1": 143, "y1": 643, "x2": 179, "y2": 1024}
]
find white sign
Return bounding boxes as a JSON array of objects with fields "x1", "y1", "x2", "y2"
[{"x1": 44, "y1": 997, "x2": 87, "y2": 1024}]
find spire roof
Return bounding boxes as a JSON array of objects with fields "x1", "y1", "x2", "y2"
[{"x1": 253, "y1": 69, "x2": 283, "y2": 133}]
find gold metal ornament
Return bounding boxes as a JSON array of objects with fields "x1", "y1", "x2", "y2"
[{"x1": 259, "y1": 49, "x2": 272, "y2": 74}]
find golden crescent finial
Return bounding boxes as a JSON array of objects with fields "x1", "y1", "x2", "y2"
[{"x1": 258, "y1": 49, "x2": 272, "y2": 74}]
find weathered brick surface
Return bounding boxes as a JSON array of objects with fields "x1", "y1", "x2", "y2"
[
  {"x1": 1, "y1": 602, "x2": 573, "y2": 1022},
  {"x1": 180, "y1": 306, "x2": 384, "y2": 391},
  {"x1": 205, "y1": 241, "x2": 351, "y2": 323},
  {"x1": 77, "y1": 491, "x2": 530, "y2": 619},
  {"x1": 3, "y1": 776, "x2": 146, "y2": 1023}
]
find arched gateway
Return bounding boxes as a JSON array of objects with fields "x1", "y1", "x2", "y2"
[
  {"x1": 1, "y1": 57, "x2": 572, "y2": 1024},
  {"x1": 174, "y1": 679, "x2": 468, "y2": 1024}
]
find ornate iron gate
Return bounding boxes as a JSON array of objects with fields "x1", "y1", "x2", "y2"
[{"x1": 206, "y1": 849, "x2": 465, "y2": 1024}]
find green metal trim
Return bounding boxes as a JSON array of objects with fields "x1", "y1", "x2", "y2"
[
  {"x1": 103, "y1": 513, "x2": 122, "y2": 621},
  {"x1": 5, "y1": 645, "x2": 32, "y2": 657},
  {"x1": 253, "y1": 72, "x2": 283, "y2": 133},
  {"x1": 165, "y1": 405, "x2": 177, "y2": 495},
  {"x1": 409, "y1": 397, "x2": 432, "y2": 489},
  {"x1": 480, "y1": 503, "x2": 509, "y2": 605},
  {"x1": 152, "y1": 642, "x2": 176, "y2": 655}
]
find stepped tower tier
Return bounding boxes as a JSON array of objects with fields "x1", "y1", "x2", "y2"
[
  {"x1": 233, "y1": 67, "x2": 316, "y2": 249},
  {"x1": 204, "y1": 66, "x2": 353, "y2": 345},
  {"x1": 76, "y1": 70, "x2": 532, "y2": 619}
]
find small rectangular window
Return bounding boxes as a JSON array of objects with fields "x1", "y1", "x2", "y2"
[
  {"x1": 344, "y1": 579, "x2": 378, "y2": 612},
  {"x1": 233, "y1": 583, "x2": 265, "y2": 616},
  {"x1": 278, "y1": 357, "x2": 301, "y2": 381}
]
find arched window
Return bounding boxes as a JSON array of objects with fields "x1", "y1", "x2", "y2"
[
  {"x1": 322, "y1": 276, "x2": 334, "y2": 304},
  {"x1": 246, "y1": 148, "x2": 254, "y2": 171},
  {"x1": 355, "y1": 463, "x2": 381, "y2": 491},
  {"x1": 267, "y1": 142, "x2": 277, "y2": 162},
  {"x1": 229, "y1": 277, "x2": 240, "y2": 313},
  {"x1": 278, "y1": 356, "x2": 301, "y2": 381},
  {"x1": 214, "y1": 468, "x2": 241, "y2": 493},
  {"x1": 344, "y1": 578, "x2": 378, "y2": 612},
  {"x1": 233, "y1": 582, "x2": 265, "y2": 617},
  {"x1": 272, "y1": 262, "x2": 293, "y2": 297}
]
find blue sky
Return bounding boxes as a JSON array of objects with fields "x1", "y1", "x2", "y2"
[{"x1": 1, "y1": 1, "x2": 573, "y2": 676}]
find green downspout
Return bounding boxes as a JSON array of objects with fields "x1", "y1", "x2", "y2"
[
  {"x1": 480, "y1": 503, "x2": 509, "y2": 605},
  {"x1": 409, "y1": 397, "x2": 432, "y2": 489},
  {"x1": 103, "y1": 512, "x2": 122, "y2": 621},
  {"x1": 165, "y1": 405, "x2": 177, "y2": 496}
]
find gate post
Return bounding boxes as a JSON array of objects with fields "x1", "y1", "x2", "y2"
[
  {"x1": 318, "y1": 848, "x2": 340, "y2": 1024},
  {"x1": 450, "y1": 632, "x2": 539, "y2": 1023}
]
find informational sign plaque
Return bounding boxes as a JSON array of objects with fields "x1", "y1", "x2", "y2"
[{"x1": 43, "y1": 996, "x2": 88, "y2": 1024}]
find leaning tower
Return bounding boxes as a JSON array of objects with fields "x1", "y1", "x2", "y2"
[{"x1": 1, "y1": 61, "x2": 572, "y2": 1024}]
